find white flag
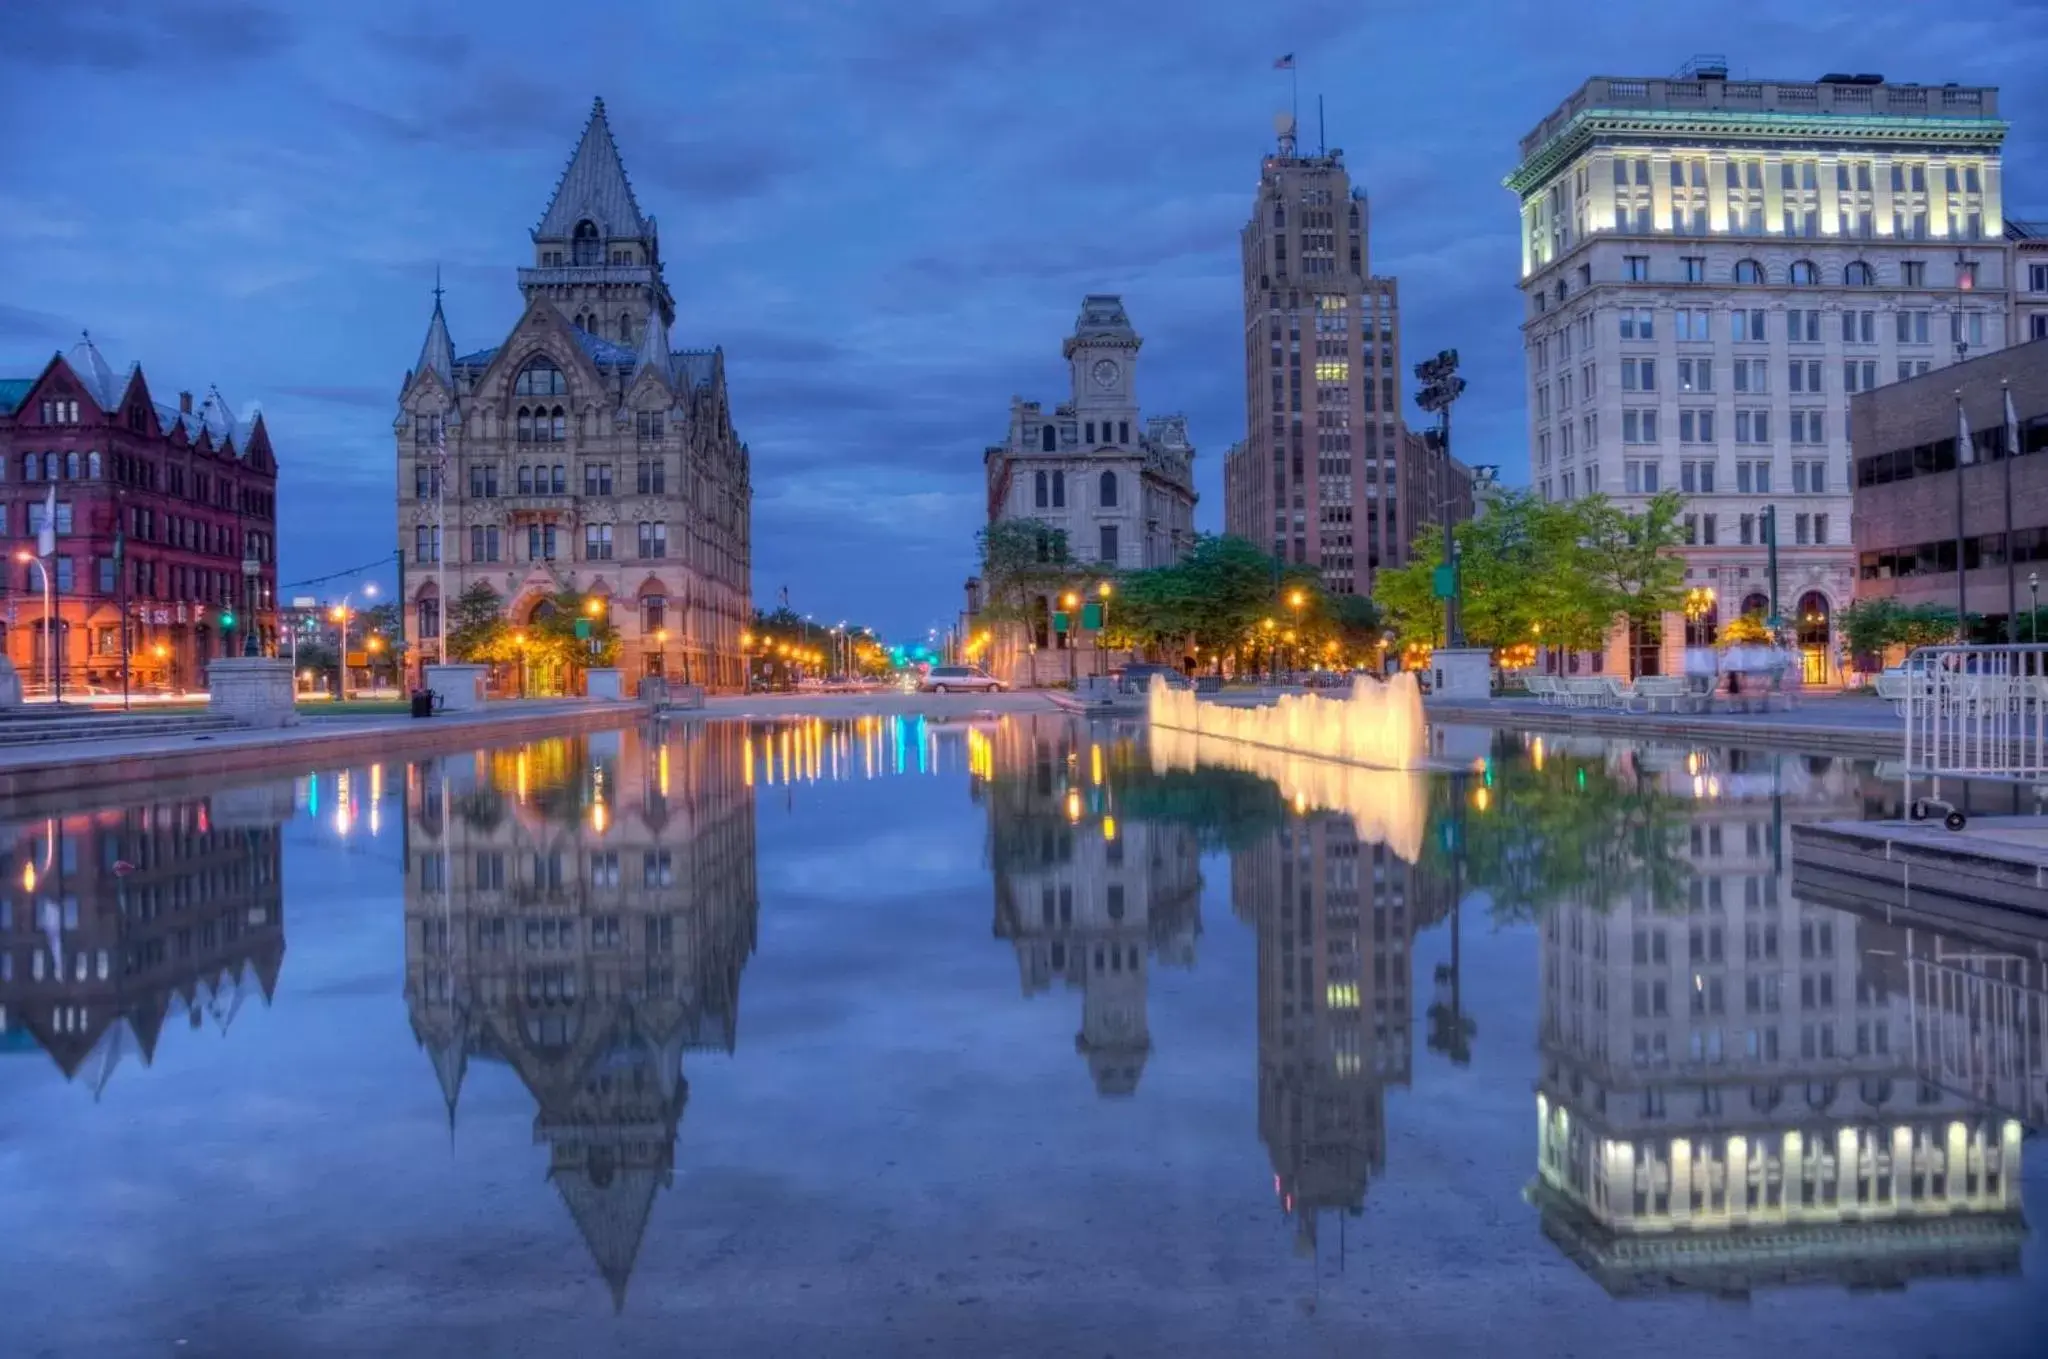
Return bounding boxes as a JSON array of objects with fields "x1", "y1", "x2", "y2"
[
  {"x1": 36, "y1": 482, "x2": 55, "y2": 558},
  {"x1": 2008, "y1": 385, "x2": 2022, "y2": 462},
  {"x1": 1957, "y1": 399, "x2": 1973, "y2": 467}
]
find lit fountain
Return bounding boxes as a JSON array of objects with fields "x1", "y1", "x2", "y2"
[{"x1": 1147, "y1": 674, "x2": 1430, "y2": 863}]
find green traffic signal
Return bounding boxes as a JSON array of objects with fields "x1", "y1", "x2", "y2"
[{"x1": 220, "y1": 611, "x2": 236, "y2": 628}]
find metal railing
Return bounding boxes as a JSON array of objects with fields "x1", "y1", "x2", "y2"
[{"x1": 1901, "y1": 645, "x2": 2048, "y2": 824}]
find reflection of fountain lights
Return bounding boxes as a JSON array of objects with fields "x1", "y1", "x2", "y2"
[
  {"x1": 1065, "y1": 789, "x2": 1082, "y2": 823},
  {"x1": 21, "y1": 861, "x2": 34, "y2": 893},
  {"x1": 1102, "y1": 814, "x2": 1117, "y2": 841},
  {"x1": 369, "y1": 763, "x2": 383, "y2": 835},
  {"x1": 659, "y1": 744, "x2": 671, "y2": 799},
  {"x1": 1148, "y1": 723, "x2": 1429, "y2": 864},
  {"x1": 1149, "y1": 673, "x2": 1426, "y2": 771},
  {"x1": 1090, "y1": 744, "x2": 1104, "y2": 786},
  {"x1": 335, "y1": 771, "x2": 353, "y2": 836}
]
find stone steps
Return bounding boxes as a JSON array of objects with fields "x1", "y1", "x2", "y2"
[{"x1": 0, "y1": 711, "x2": 242, "y2": 746}]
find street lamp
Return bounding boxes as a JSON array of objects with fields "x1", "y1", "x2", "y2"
[
  {"x1": 13, "y1": 551, "x2": 53, "y2": 702},
  {"x1": 1414, "y1": 348, "x2": 1468, "y2": 648},
  {"x1": 331, "y1": 583, "x2": 377, "y2": 703}
]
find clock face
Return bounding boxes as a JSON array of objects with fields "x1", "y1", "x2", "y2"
[{"x1": 1091, "y1": 359, "x2": 1119, "y2": 390}]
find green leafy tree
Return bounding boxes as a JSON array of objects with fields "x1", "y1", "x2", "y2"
[
  {"x1": 1897, "y1": 603, "x2": 1965, "y2": 650},
  {"x1": 445, "y1": 582, "x2": 511, "y2": 663},
  {"x1": 976, "y1": 519, "x2": 1077, "y2": 625},
  {"x1": 1103, "y1": 534, "x2": 1301, "y2": 673},
  {"x1": 1576, "y1": 490, "x2": 1689, "y2": 677}
]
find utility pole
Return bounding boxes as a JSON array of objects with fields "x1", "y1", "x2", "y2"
[
  {"x1": 1764, "y1": 505, "x2": 1780, "y2": 635},
  {"x1": 1413, "y1": 350, "x2": 1467, "y2": 648}
]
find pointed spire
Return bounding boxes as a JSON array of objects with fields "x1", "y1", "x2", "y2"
[
  {"x1": 416, "y1": 286, "x2": 455, "y2": 388},
  {"x1": 536, "y1": 97, "x2": 649, "y2": 240},
  {"x1": 634, "y1": 307, "x2": 672, "y2": 385},
  {"x1": 66, "y1": 329, "x2": 123, "y2": 410}
]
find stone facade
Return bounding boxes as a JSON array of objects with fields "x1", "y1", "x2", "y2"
[
  {"x1": 396, "y1": 98, "x2": 750, "y2": 692},
  {"x1": 1508, "y1": 68, "x2": 2014, "y2": 681},
  {"x1": 2013, "y1": 221, "x2": 2048, "y2": 345},
  {"x1": 1232, "y1": 120, "x2": 1430, "y2": 596},
  {"x1": 1849, "y1": 335, "x2": 2048, "y2": 627},
  {"x1": 979, "y1": 296, "x2": 1197, "y2": 685}
]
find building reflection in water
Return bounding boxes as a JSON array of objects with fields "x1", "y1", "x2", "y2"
[
  {"x1": 402, "y1": 722, "x2": 758, "y2": 1310},
  {"x1": 978, "y1": 714, "x2": 1202, "y2": 1096},
  {"x1": 1520, "y1": 738, "x2": 2033, "y2": 1296},
  {"x1": 0, "y1": 782, "x2": 289, "y2": 1094}
]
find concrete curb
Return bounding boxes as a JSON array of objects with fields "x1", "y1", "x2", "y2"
[
  {"x1": 0, "y1": 702, "x2": 652, "y2": 806},
  {"x1": 1422, "y1": 702, "x2": 1904, "y2": 757}
]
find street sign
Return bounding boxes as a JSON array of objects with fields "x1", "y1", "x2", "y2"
[
  {"x1": 1431, "y1": 565, "x2": 1456, "y2": 599},
  {"x1": 573, "y1": 618, "x2": 592, "y2": 640},
  {"x1": 1081, "y1": 602, "x2": 1103, "y2": 630},
  {"x1": 1052, "y1": 611, "x2": 1070, "y2": 634}
]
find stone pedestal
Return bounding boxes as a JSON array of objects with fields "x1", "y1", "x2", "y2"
[
  {"x1": 425, "y1": 664, "x2": 489, "y2": 711},
  {"x1": 0, "y1": 656, "x2": 21, "y2": 708},
  {"x1": 585, "y1": 667, "x2": 625, "y2": 701},
  {"x1": 208, "y1": 657, "x2": 298, "y2": 728},
  {"x1": 1431, "y1": 648, "x2": 1494, "y2": 701}
]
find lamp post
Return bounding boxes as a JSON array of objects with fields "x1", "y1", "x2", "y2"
[
  {"x1": 2032, "y1": 572, "x2": 2040, "y2": 644},
  {"x1": 15, "y1": 551, "x2": 53, "y2": 702},
  {"x1": 1094, "y1": 581, "x2": 1112, "y2": 677},
  {"x1": 1414, "y1": 349, "x2": 1468, "y2": 648},
  {"x1": 331, "y1": 583, "x2": 377, "y2": 704},
  {"x1": 1261, "y1": 617, "x2": 1278, "y2": 685},
  {"x1": 1061, "y1": 590, "x2": 1080, "y2": 684}
]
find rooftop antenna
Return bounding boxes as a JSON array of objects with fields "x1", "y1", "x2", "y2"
[
  {"x1": 1318, "y1": 95, "x2": 1326, "y2": 155},
  {"x1": 432, "y1": 263, "x2": 444, "y2": 306}
]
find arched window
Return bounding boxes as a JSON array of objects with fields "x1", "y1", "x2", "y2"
[
  {"x1": 21, "y1": 454, "x2": 35, "y2": 481},
  {"x1": 1051, "y1": 470, "x2": 1066, "y2": 507},
  {"x1": 1033, "y1": 469, "x2": 1049, "y2": 508},
  {"x1": 551, "y1": 464, "x2": 566, "y2": 493},
  {"x1": 1844, "y1": 261, "x2": 1876, "y2": 286},
  {"x1": 572, "y1": 220, "x2": 601, "y2": 266},
  {"x1": 65, "y1": 451, "x2": 80, "y2": 480},
  {"x1": 1789, "y1": 260, "x2": 1818, "y2": 285},
  {"x1": 618, "y1": 313, "x2": 634, "y2": 344},
  {"x1": 517, "y1": 407, "x2": 534, "y2": 443},
  {"x1": 1040, "y1": 426, "x2": 1055, "y2": 453},
  {"x1": 87, "y1": 451, "x2": 101, "y2": 480},
  {"x1": 514, "y1": 357, "x2": 566, "y2": 397},
  {"x1": 550, "y1": 406, "x2": 566, "y2": 442},
  {"x1": 1099, "y1": 470, "x2": 1118, "y2": 507},
  {"x1": 43, "y1": 452, "x2": 58, "y2": 480},
  {"x1": 1273, "y1": 202, "x2": 1285, "y2": 228},
  {"x1": 517, "y1": 465, "x2": 533, "y2": 494},
  {"x1": 1734, "y1": 259, "x2": 1764, "y2": 284}
]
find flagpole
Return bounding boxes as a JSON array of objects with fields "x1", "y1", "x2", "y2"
[
  {"x1": 1955, "y1": 390, "x2": 1968, "y2": 631},
  {"x1": 2004, "y1": 379, "x2": 2019, "y2": 641}
]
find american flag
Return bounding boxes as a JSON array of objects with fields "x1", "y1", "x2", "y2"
[{"x1": 1273, "y1": 54, "x2": 1295, "y2": 69}]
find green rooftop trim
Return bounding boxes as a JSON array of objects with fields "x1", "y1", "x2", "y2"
[
  {"x1": 0, "y1": 378, "x2": 35, "y2": 416},
  {"x1": 1505, "y1": 108, "x2": 2010, "y2": 196}
]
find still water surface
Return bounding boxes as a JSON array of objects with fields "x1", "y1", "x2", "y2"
[{"x1": 0, "y1": 714, "x2": 2042, "y2": 1357}]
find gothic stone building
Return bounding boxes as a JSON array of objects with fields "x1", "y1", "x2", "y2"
[{"x1": 397, "y1": 98, "x2": 751, "y2": 691}]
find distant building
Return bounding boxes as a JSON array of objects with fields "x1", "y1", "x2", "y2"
[
  {"x1": 1508, "y1": 64, "x2": 2015, "y2": 680},
  {"x1": 1232, "y1": 116, "x2": 1432, "y2": 596},
  {"x1": 0, "y1": 336, "x2": 280, "y2": 692},
  {"x1": 978, "y1": 296, "x2": 1197, "y2": 685},
  {"x1": 395, "y1": 98, "x2": 751, "y2": 692},
  {"x1": 1849, "y1": 335, "x2": 2048, "y2": 635}
]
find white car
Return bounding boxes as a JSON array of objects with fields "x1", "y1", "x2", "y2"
[{"x1": 918, "y1": 665, "x2": 1004, "y2": 694}]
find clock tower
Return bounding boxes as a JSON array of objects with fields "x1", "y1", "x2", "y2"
[{"x1": 1063, "y1": 294, "x2": 1140, "y2": 431}]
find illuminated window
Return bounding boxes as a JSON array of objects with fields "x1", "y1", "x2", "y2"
[{"x1": 1314, "y1": 361, "x2": 1348, "y2": 382}]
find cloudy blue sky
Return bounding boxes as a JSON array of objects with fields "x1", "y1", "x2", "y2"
[{"x1": 2, "y1": 0, "x2": 2043, "y2": 638}]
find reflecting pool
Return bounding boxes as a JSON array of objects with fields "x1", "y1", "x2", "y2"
[{"x1": 0, "y1": 714, "x2": 2043, "y2": 1357}]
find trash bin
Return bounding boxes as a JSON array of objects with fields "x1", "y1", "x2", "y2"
[{"x1": 410, "y1": 689, "x2": 433, "y2": 719}]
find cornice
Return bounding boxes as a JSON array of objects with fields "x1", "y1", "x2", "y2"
[{"x1": 1506, "y1": 109, "x2": 2010, "y2": 198}]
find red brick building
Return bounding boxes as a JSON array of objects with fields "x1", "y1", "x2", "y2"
[{"x1": 0, "y1": 337, "x2": 279, "y2": 693}]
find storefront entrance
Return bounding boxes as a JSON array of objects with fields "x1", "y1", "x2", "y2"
[{"x1": 1796, "y1": 592, "x2": 1832, "y2": 685}]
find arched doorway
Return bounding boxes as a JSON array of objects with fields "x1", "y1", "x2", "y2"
[{"x1": 1795, "y1": 592, "x2": 1832, "y2": 684}]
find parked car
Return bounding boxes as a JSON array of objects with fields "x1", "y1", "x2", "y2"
[
  {"x1": 918, "y1": 665, "x2": 1004, "y2": 693},
  {"x1": 1115, "y1": 664, "x2": 1192, "y2": 692}
]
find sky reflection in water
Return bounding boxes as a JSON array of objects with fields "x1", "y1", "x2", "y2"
[{"x1": 0, "y1": 714, "x2": 2043, "y2": 1357}]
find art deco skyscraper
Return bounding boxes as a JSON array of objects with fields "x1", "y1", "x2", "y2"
[{"x1": 1229, "y1": 115, "x2": 1421, "y2": 595}]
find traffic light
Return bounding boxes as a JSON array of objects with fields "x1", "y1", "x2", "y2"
[{"x1": 219, "y1": 610, "x2": 236, "y2": 629}]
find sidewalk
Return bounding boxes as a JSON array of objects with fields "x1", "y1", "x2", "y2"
[{"x1": 0, "y1": 699, "x2": 649, "y2": 806}]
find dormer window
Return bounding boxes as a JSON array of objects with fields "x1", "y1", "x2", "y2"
[{"x1": 572, "y1": 220, "x2": 601, "y2": 266}]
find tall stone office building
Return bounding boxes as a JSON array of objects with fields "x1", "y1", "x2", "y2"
[
  {"x1": 1507, "y1": 64, "x2": 2013, "y2": 680},
  {"x1": 1227, "y1": 116, "x2": 1433, "y2": 595},
  {"x1": 396, "y1": 98, "x2": 752, "y2": 691}
]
